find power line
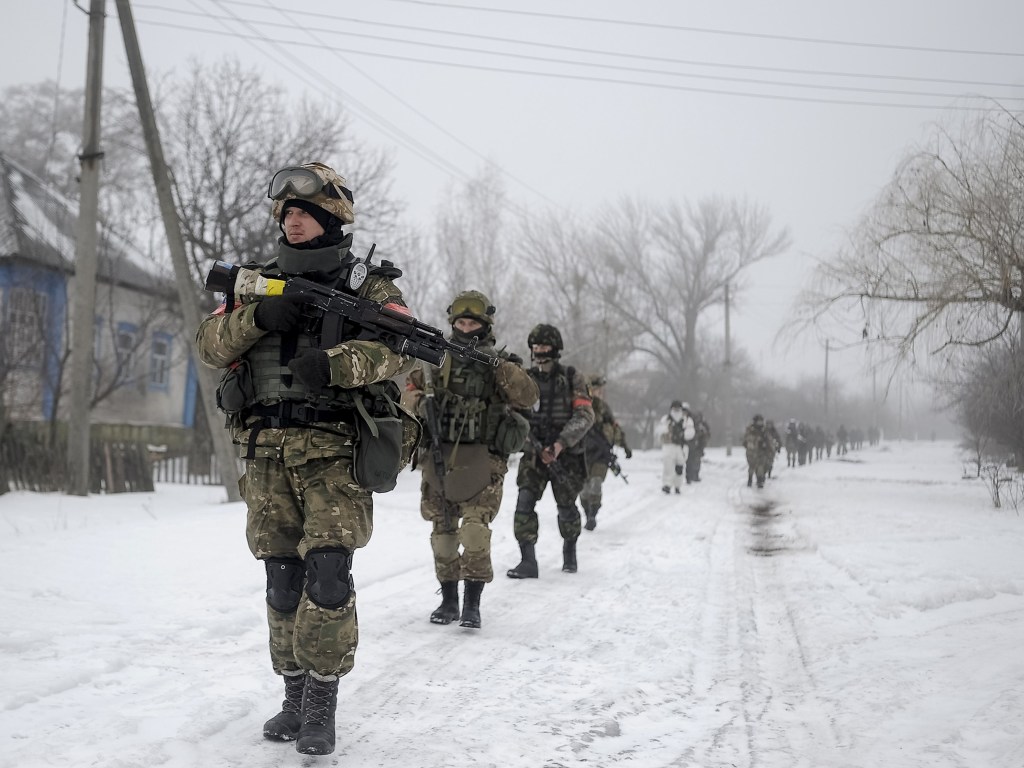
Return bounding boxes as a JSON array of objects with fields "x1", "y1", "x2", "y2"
[
  {"x1": 183, "y1": 0, "x2": 474, "y2": 188},
  {"x1": 130, "y1": 17, "x2": 1014, "y2": 111},
  {"x1": 243, "y1": 0, "x2": 558, "y2": 208},
  {"x1": 137, "y1": 2, "x2": 1024, "y2": 95},
  {"x1": 379, "y1": 0, "x2": 1024, "y2": 59}
]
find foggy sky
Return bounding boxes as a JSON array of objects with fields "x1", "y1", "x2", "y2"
[{"x1": 3, "y1": 0, "x2": 1023, "y2": 395}]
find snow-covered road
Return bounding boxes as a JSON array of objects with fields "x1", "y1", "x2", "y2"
[{"x1": 2, "y1": 440, "x2": 1022, "y2": 767}]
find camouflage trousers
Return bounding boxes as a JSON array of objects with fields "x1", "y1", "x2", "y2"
[
  {"x1": 241, "y1": 455, "x2": 373, "y2": 679},
  {"x1": 420, "y1": 453, "x2": 508, "y2": 583},
  {"x1": 746, "y1": 449, "x2": 772, "y2": 484},
  {"x1": 513, "y1": 450, "x2": 587, "y2": 543},
  {"x1": 579, "y1": 461, "x2": 610, "y2": 512}
]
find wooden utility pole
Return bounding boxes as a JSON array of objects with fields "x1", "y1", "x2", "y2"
[
  {"x1": 67, "y1": 0, "x2": 107, "y2": 496},
  {"x1": 114, "y1": 0, "x2": 241, "y2": 502},
  {"x1": 723, "y1": 281, "x2": 732, "y2": 456}
]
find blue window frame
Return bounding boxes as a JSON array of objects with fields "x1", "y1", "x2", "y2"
[{"x1": 149, "y1": 331, "x2": 172, "y2": 390}]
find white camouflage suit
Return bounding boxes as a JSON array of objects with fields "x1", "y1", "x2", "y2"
[{"x1": 657, "y1": 407, "x2": 696, "y2": 491}]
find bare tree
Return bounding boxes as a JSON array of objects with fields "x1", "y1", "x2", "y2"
[
  {"x1": 163, "y1": 58, "x2": 400, "y2": 283},
  {"x1": 592, "y1": 196, "x2": 789, "y2": 396},
  {"x1": 798, "y1": 109, "x2": 1024, "y2": 368}
]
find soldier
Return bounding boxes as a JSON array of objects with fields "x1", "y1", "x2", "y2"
[
  {"x1": 686, "y1": 410, "x2": 710, "y2": 483},
  {"x1": 765, "y1": 419, "x2": 782, "y2": 478},
  {"x1": 404, "y1": 291, "x2": 538, "y2": 629},
  {"x1": 578, "y1": 374, "x2": 632, "y2": 531},
  {"x1": 195, "y1": 162, "x2": 416, "y2": 756},
  {"x1": 744, "y1": 414, "x2": 774, "y2": 488},
  {"x1": 658, "y1": 400, "x2": 695, "y2": 494},
  {"x1": 784, "y1": 418, "x2": 799, "y2": 468},
  {"x1": 507, "y1": 324, "x2": 595, "y2": 578},
  {"x1": 836, "y1": 424, "x2": 849, "y2": 455}
]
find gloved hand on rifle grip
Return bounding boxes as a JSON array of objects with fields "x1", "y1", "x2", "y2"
[
  {"x1": 253, "y1": 294, "x2": 305, "y2": 332},
  {"x1": 287, "y1": 350, "x2": 332, "y2": 389}
]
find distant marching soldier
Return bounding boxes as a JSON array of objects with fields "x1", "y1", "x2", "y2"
[{"x1": 579, "y1": 374, "x2": 632, "y2": 531}]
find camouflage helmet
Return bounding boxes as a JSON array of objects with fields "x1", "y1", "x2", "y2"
[
  {"x1": 447, "y1": 290, "x2": 495, "y2": 327},
  {"x1": 527, "y1": 323, "x2": 563, "y2": 352},
  {"x1": 587, "y1": 373, "x2": 607, "y2": 388},
  {"x1": 269, "y1": 162, "x2": 355, "y2": 224}
]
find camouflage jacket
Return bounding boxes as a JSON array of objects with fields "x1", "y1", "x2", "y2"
[{"x1": 591, "y1": 396, "x2": 628, "y2": 449}]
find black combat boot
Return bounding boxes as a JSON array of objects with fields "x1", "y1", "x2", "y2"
[
  {"x1": 263, "y1": 671, "x2": 305, "y2": 741},
  {"x1": 429, "y1": 581, "x2": 460, "y2": 625},
  {"x1": 506, "y1": 543, "x2": 538, "y2": 579},
  {"x1": 583, "y1": 504, "x2": 598, "y2": 531},
  {"x1": 296, "y1": 672, "x2": 339, "y2": 755},
  {"x1": 562, "y1": 538, "x2": 578, "y2": 573},
  {"x1": 459, "y1": 580, "x2": 484, "y2": 628}
]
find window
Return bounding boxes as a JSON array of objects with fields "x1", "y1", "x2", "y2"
[
  {"x1": 5, "y1": 290, "x2": 48, "y2": 368},
  {"x1": 115, "y1": 321, "x2": 138, "y2": 384},
  {"x1": 149, "y1": 332, "x2": 172, "y2": 389}
]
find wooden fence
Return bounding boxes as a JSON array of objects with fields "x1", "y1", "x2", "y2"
[{"x1": 0, "y1": 426, "x2": 237, "y2": 494}]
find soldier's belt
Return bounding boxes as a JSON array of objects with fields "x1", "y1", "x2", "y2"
[{"x1": 249, "y1": 401, "x2": 353, "y2": 427}]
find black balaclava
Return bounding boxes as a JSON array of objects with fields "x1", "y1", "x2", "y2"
[{"x1": 277, "y1": 199, "x2": 351, "y2": 280}]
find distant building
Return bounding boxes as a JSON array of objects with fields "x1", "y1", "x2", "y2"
[{"x1": 0, "y1": 151, "x2": 197, "y2": 430}]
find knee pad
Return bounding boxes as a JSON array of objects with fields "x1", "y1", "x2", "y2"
[
  {"x1": 305, "y1": 548, "x2": 353, "y2": 610},
  {"x1": 515, "y1": 488, "x2": 538, "y2": 515},
  {"x1": 265, "y1": 557, "x2": 304, "y2": 613},
  {"x1": 557, "y1": 505, "x2": 578, "y2": 523}
]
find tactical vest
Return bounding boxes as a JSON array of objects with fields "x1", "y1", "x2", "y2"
[
  {"x1": 435, "y1": 348, "x2": 502, "y2": 444},
  {"x1": 529, "y1": 364, "x2": 575, "y2": 445},
  {"x1": 667, "y1": 417, "x2": 689, "y2": 445},
  {"x1": 237, "y1": 256, "x2": 394, "y2": 419}
]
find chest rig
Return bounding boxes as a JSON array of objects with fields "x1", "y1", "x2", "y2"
[
  {"x1": 529, "y1": 364, "x2": 575, "y2": 445},
  {"x1": 239, "y1": 253, "x2": 382, "y2": 426},
  {"x1": 433, "y1": 349, "x2": 500, "y2": 444}
]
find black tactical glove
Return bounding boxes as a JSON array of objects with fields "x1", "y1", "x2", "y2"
[
  {"x1": 287, "y1": 350, "x2": 332, "y2": 389},
  {"x1": 623, "y1": 445, "x2": 633, "y2": 459},
  {"x1": 253, "y1": 295, "x2": 305, "y2": 332}
]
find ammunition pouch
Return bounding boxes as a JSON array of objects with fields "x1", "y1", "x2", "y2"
[
  {"x1": 216, "y1": 359, "x2": 255, "y2": 416},
  {"x1": 352, "y1": 381, "x2": 421, "y2": 493},
  {"x1": 488, "y1": 405, "x2": 531, "y2": 456}
]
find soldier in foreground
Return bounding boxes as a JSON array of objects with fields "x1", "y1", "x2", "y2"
[
  {"x1": 507, "y1": 324, "x2": 595, "y2": 577},
  {"x1": 579, "y1": 375, "x2": 632, "y2": 531},
  {"x1": 195, "y1": 163, "x2": 416, "y2": 755},
  {"x1": 404, "y1": 291, "x2": 537, "y2": 629}
]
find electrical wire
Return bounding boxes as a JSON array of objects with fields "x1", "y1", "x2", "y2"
[
  {"x1": 378, "y1": 0, "x2": 1024, "y2": 60},
  {"x1": 244, "y1": 0, "x2": 558, "y2": 208},
  {"x1": 187, "y1": 0, "x2": 475, "y2": 187},
  {"x1": 189, "y1": 0, "x2": 1024, "y2": 92},
  {"x1": 129, "y1": 16, "x2": 1014, "y2": 111}
]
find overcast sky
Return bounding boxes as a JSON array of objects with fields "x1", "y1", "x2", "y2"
[{"x1": 4, "y1": 0, "x2": 1024, "y2": 395}]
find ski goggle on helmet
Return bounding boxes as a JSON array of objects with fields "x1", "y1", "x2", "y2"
[
  {"x1": 268, "y1": 163, "x2": 355, "y2": 224},
  {"x1": 268, "y1": 166, "x2": 353, "y2": 203},
  {"x1": 447, "y1": 291, "x2": 495, "y2": 326}
]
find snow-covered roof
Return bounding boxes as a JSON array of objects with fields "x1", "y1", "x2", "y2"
[{"x1": 0, "y1": 152, "x2": 169, "y2": 295}]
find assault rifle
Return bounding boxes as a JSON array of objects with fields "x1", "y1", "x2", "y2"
[
  {"x1": 582, "y1": 428, "x2": 629, "y2": 484},
  {"x1": 204, "y1": 260, "x2": 500, "y2": 369},
  {"x1": 420, "y1": 365, "x2": 454, "y2": 532},
  {"x1": 527, "y1": 433, "x2": 571, "y2": 485}
]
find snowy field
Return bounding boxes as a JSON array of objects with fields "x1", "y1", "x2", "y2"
[{"x1": 1, "y1": 439, "x2": 1022, "y2": 768}]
